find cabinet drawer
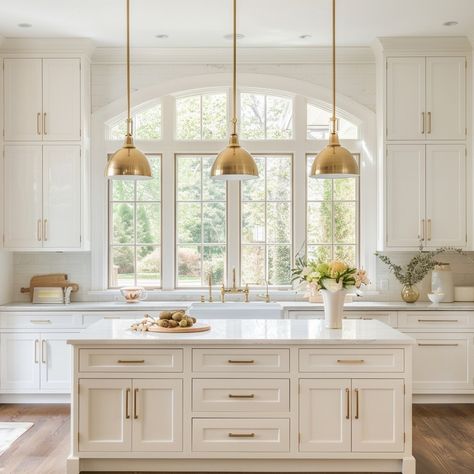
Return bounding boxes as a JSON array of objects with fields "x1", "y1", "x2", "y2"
[
  {"x1": 192, "y1": 349, "x2": 289, "y2": 373},
  {"x1": 344, "y1": 312, "x2": 397, "y2": 327},
  {"x1": 0, "y1": 313, "x2": 83, "y2": 329},
  {"x1": 192, "y1": 418, "x2": 289, "y2": 452},
  {"x1": 79, "y1": 349, "x2": 183, "y2": 372},
  {"x1": 287, "y1": 311, "x2": 323, "y2": 320},
  {"x1": 398, "y1": 311, "x2": 472, "y2": 329},
  {"x1": 192, "y1": 379, "x2": 289, "y2": 413},
  {"x1": 299, "y1": 348, "x2": 404, "y2": 373}
]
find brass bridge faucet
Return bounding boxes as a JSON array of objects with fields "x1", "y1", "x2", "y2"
[{"x1": 220, "y1": 268, "x2": 249, "y2": 303}]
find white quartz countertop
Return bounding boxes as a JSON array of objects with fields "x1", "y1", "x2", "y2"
[
  {"x1": 67, "y1": 318, "x2": 415, "y2": 346},
  {"x1": 1, "y1": 300, "x2": 474, "y2": 312}
]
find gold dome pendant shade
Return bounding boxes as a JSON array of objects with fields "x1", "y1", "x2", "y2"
[
  {"x1": 210, "y1": 0, "x2": 258, "y2": 181},
  {"x1": 310, "y1": 0, "x2": 359, "y2": 180},
  {"x1": 105, "y1": 0, "x2": 152, "y2": 180}
]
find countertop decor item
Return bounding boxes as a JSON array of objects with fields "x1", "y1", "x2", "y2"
[
  {"x1": 129, "y1": 312, "x2": 209, "y2": 333},
  {"x1": 21, "y1": 273, "x2": 79, "y2": 302},
  {"x1": 105, "y1": 0, "x2": 151, "y2": 180},
  {"x1": 309, "y1": 0, "x2": 359, "y2": 179},
  {"x1": 427, "y1": 292, "x2": 445, "y2": 304},
  {"x1": 454, "y1": 286, "x2": 474, "y2": 302},
  {"x1": 431, "y1": 263, "x2": 454, "y2": 302},
  {"x1": 120, "y1": 286, "x2": 147, "y2": 303},
  {"x1": 210, "y1": 0, "x2": 258, "y2": 181},
  {"x1": 291, "y1": 258, "x2": 369, "y2": 328}
]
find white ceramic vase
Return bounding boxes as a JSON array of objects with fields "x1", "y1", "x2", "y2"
[{"x1": 320, "y1": 289, "x2": 347, "y2": 329}]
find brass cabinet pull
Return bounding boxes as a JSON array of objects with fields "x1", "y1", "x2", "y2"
[
  {"x1": 134, "y1": 388, "x2": 139, "y2": 419},
  {"x1": 125, "y1": 388, "x2": 131, "y2": 419},
  {"x1": 355, "y1": 388, "x2": 360, "y2": 419},
  {"x1": 421, "y1": 112, "x2": 425, "y2": 134},
  {"x1": 37, "y1": 219, "x2": 42, "y2": 241},
  {"x1": 345, "y1": 388, "x2": 350, "y2": 419},
  {"x1": 41, "y1": 340, "x2": 47, "y2": 364},
  {"x1": 418, "y1": 319, "x2": 458, "y2": 323},
  {"x1": 117, "y1": 359, "x2": 145, "y2": 364},
  {"x1": 418, "y1": 343, "x2": 459, "y2": 347},
  {"x1": 427, "y1": 219, "x2": 432, "y2": 241},
  {"x1": 228, "y1": 432, "x2": 255, "y2": 438},
  {"x1": 228, "y1": 393, "x2": 255, "y2": 399},
  {"x1": 30, "y1": 319, "x2": 52, "y2": 324},
  {"x1": 427, "y1": 111, "x2": 432, "y2": 134},
  {"x1": 344, "y1": 316, "x2": 372, "y2": 320},
  {"x1": 43, "y1": 113, "x2": 47, "y2": 135},
  {"x1": 228, "y1": 359, "x2": 255, "y2": 364},
  {"x1": 43, "y1": 219, "x2": 48, "y2": 241},
  {"x1": 36, "y1": 113, "x2": 42, "y2": 135},
  {"x1": 34, "y1": 339, "x2": 39, "y2": 363},
  {"x1": 337, "y1": 359, "x2": 365, "y2": 364},
  {"x1": 104, "y1": 316, "x2": 120, "y2": 320},
  {"x1": 420, "y1": 219, "x2": 425, "y2": 241}
]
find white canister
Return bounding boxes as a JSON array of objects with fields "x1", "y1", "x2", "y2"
[{"x1": 431, "y1": 263, "x2": 454, "y2": 303}]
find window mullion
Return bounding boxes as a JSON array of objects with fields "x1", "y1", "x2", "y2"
[{"x1": 227, "y1": 181, "x2": 240, "y2": 287}]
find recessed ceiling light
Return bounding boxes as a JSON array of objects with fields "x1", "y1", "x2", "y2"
[
  {"x1": 17, "y1": 23, "x2": 32, "y2": 28},
  {"x1": 443, "y1": 21, "x2": 458, "y2": 26},
  {"x1": 224, "y1": 33, "x2": 244, "y2": 40},
  {"x1": 155, "y1": 34, "x2": 169, "y2": 39},
  {"x1": 299, "y1": 34, "x2": 312, "y2": 39}
]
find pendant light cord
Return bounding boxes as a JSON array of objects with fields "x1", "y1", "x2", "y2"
[
  {"x1": 126, "y1": 0, "x2": 132, "y2": 136},
  {"x1": 331, "y1": 0, "x2": 336, "y2": 134},
  {"x1": 232, "y1": 0, "x2": 237, "y2": 135}
]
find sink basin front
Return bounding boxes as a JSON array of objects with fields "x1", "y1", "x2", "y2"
[{"x1": 188, "y1": 302, "x2": 283, "y2": 319}]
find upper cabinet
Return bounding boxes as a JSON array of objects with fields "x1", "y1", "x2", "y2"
[
  {"x1": 4, "y1": 58, "x2": 81, "y2": 141},
  {"x1": 386, "y1": 56, "x2": 466, "y2": 141}
]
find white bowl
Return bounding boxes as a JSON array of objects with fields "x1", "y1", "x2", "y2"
[{"x1": 428, "y1": 293, "x2": 445, "y2": 304}]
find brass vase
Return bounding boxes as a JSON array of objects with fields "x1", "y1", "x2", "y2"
[{"x1": 401, "y1": 285, "x2": 419, "y2": 303}]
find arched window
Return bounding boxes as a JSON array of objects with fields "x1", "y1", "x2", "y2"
[{"x1": 307, "y1": 103, "x2": 358, "y2": 140}]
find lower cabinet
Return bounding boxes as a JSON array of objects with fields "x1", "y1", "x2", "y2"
[
  {"x1": 78, "y1": 378, "x2": 182, "y2": 452},
  {"x1": 299, "y1": 378, "x2": 405, "y2": 453}
]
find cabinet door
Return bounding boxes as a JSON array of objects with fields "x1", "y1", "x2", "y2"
[
  {"x1": 0, "y1": 333, "x2": 40, "y2": 392},
  {"x1": 425, "y1": 145, "x2": 466, "y2": 247},
  {"x1": 385, "y1": 145, "x2": 425, "y2": 247},
  {"x1": 42, "y1": 59, "x2": 81, "y2": 141},
  {"x1": 132, "y1": 379, "x2": 182, "y2": 452},
  {"x1": 78, "y1": 379, "x2": 132, "y2": 452},
  {"x1": 426, "y1": 57, "x2": 466, "y2": 140},
  {"x1": 42, "y1": 145, "x2": 81, "y2": 249},
  {"x1": 4, "y1": 145, "x2": 43, "y2": 249},
  {"x1": 386, "y1": 57, "x2": 425, "y2": 140},
  {"x1": 40, "y1": 333, "x2": 78, "y2": 393},
  {"x1": 4, "y1": 59, "x2": 43, "y2": 141},
  {"x1": 299, "y1": 379, "x2": 351, "y2": 452},
  {"x1": 352, "y1": 379, "x2": 404, "y2": 452}
]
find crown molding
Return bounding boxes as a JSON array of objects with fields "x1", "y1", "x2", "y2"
[
  {"x1": 372, "y1": 36, "x2": 472, "y2": 55},
  {"x1": 92, "y1": 46, "x2": 375, "y2": 65},
  {"x1": 0, "y1": 38, "x2": 96, "y2": 56}
]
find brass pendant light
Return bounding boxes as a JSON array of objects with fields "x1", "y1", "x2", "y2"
[
  {"x1": 310, "y1": 0, "x2": 359, "y2": 179},
  {"x1": 105, "y1": 0, "x2": 152, "y2": 180},
  {"x1": 210, "y1": 0, "x2": 258, "y2": 181}
]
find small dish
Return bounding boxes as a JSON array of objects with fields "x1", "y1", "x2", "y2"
[{"x1": 428, "y1": 293, "x2": 444, "y2": 304}]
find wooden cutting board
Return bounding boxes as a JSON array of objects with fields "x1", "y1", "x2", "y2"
[{"x1": 21, "y1": 274, "x2": 79, "y2": 301}]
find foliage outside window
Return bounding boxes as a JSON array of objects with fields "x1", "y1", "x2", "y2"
[
  {"x1": 108, "y1": 102, "x2": 162, "y2": 140},
  {"x1": 176, "y1": 155, "x2": 226, "y2": 286},
  {"x1": 241, "y1": 155, "x2": 293, "y2": 285},
  {"x1": 175, "y1": 93, "x2": 227, "y2": 140},
  {"x1": 307, "y1": 103, "x2": 358, "y2": 140},
  {"x1": 306, "y1": 154, "x2": 359, "y2": 267},
  {"x1": 240, "y1": 93, "x2": 293, "y2": 140},
  {"x1": 109, "y1": 155, "x2": 161, "y2": 287}
]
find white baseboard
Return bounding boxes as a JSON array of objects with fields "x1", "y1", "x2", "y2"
[
  {"x1": 413, "y1": 394, "x2": 474, "y2": 403},
  {"x1": 0, "y1": 393, "x2": 70, "y2": 404}
]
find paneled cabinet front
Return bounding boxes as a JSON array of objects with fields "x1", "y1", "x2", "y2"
[{"x1": 4, "y1": 145, "x2": 83, "y2": 250}]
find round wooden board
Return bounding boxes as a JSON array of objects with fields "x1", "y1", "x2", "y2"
[{"x1": 148, "y1": 322, "x2": 211, "y2": 333}]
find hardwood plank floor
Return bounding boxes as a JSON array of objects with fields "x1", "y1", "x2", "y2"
[{"x1": 0, "y1": 404, "x2": 473, "y2": 473}]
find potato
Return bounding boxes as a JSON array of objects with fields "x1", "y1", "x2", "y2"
[
  {"x1": 186, "y1": 317, "x2": 194, "y2": 326},
  {"x1": 168, "y1": 320, "x2": 178, "y2": 328},
  {"x1": 159, "y1": 311, "x2": 173, "y2": 320},
  {"x1": 172, "y1": 312, "x2": 183, "y2": 321},
  {"x1": 158, "y1": 319, "x2": 169, "y2": 328},
  {"x1": 179, "y1": 319, "x2": 188, "y2": 327}
]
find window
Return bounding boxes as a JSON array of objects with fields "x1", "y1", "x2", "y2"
[
  {"x1": 307, "y1": 103, "x2": 358, "y2": 140},
  {"x1": 176, "y1": 155, "x2": 226, "y2": 286},
  {"x1": 175, "y1": 93, "x2": 227, "y2": 140},
  {"x1": 109, "y1": 155, "x2": 161, "y2": 287},
  {"x1": 240, "y1": 92, "x2": 293, "y2": 139},
  {"x1": 107, "y1": 102, "x2": 162, "y2": 140},
  {"x1": 241, "y1": 155, "x2": 293, "y2": 285},
  {"x1": 306, "y1": 154, "x2": 359, "y2": 266}
]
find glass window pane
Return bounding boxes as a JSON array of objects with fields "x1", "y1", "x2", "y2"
[
  {"x1": 136, "y1": 203, "x2": 160, "y2": 244},
  {"x1": 267, "y1": 202, "x2": 291, "y2": 244},
  {"x1": 202, "y1": 156, "x2": 226, "y2": 201},
  {"x1": 334, "y1": 177, "x2": 356, "y2": 201},
  {"x1": 266, "y1": 95, "x2": 292, "y2": 139},
  {"x1": 268, "y1": 245, "x2": 291, "y2": 285},
  {"x1": 136, "y1": 246, "x2": 160, "y2": 286},
  {"x1": 177, "y1": 246, "x2": 201, "y2": 286},
  {"x1": 203, "y1": 246, "x2": 226, "y2": 285},
  {"x1": 307, "y1": 160, "x2": 332, "y2": 201},
  {"x1": 202, "y1": 93, "x2": 227, "y2": 140},
  {"x1": 307, "y1": 202, "x2": 332, "y2": 244},
  {"x1": 307, "y1": 245, "x2": 332, "y2": 263},
  {"x1": 266, "y1": 156, "x2": 291, "y2": 201},
  {"x1": 111, "y1": 180, "x2": 134, "y2": 201},
  {"x1": 241, "y1": 157, "x2": 265, "y2": 201},
  {"x1": 240, "y1": 93, "x2": 265, "y2": 139},
  {"x1": 176, "y1": 156, "x2": 201, "y2": 201},
  {"x1": 136, "y1": 156, "x2": 161, "y2": 201},
  {"x1": 335, "y1": 245, "x2": 356, "y2": 266},
  {"x1": 176, "y1": 203, "x2": 201, "y2": 244},
  {"x1": 203, "y1": 202, "x2": 226, "y2": 243},
  {"x1": 241, "y1": 245, "x2": 265, "y2": 284},
  {"x1": 111, "y1": 246, "x2": 135, "y2": 287},
  {"x1": 334, "y1": 202, "x2": 356, "y2": 244},
  {"x1": 176, "y1": 96, "x2": 201, "y2": 140},
  {"x1": 112, "y1": 203, "x2": 134, "y2": 244},
  {"x1": 307, "y1": 104, "x2": 358, "y2": 139},
  {"x1": 109, "y1": 104, "x2": 161, "y2": 140},
  {"x1": 241, "y1": 202, "x2": 265, "y2": 244}
]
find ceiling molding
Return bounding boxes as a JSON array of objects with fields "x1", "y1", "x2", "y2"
[
  {"x1": 92, "y1": 46, "x2": 375, "y2": 65},
  {"x1": 373, "y1": 36, "x2": 472, "y2": 54},
  {"x1": 0, "y1": 38, "x2": 96, "y2": 56}
]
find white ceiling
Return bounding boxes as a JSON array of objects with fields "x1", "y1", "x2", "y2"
[{"x1": 0, "y1": 0, "x2": 473, "y2": 47}]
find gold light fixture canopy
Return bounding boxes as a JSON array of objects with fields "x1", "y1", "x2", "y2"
[
  {"x1": 211, "y1": 0, "x2": 258, "y2": 181},
  {"x1": 105, "y1": 0, "x2": 152, "y2": 180},
  {"x1": 310, "y1": 0, "x2": 359, "y2": 179}
]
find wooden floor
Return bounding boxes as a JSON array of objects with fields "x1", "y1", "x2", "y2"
[{"x1": 0, "y1": 404, "x2": 473, "y2": 473}]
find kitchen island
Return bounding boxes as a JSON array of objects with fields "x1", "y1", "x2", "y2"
[{"x1": 66, "y1": 318, "x2": 415, "y2": 474}]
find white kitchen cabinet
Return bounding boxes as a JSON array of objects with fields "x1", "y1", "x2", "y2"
[
  {"x1": 3, "y1": 58, "x2": 81, "y2": 141},
  {"x1": 3, "y1": 144, "x2": 83, "y2": 250},
  {"x1": 351, "y1": 379, "x2": 404, "y2": 452},
  {"x1": 40, "y1": 333, "x2": 75, "y2": 392},
  {"x1": 386, "y1": 56, "x2": 466, "y2": 141}
]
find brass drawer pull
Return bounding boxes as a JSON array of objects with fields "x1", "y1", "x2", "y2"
[
  {"x1": 43, "y1": 219, "x2": 48, "y2": 241},
  {"x1": 228, "y1": 432, "x2": 255, "y2": 438},
  {"x1": 228, "y1": 359, "x2": 255, "y2": 364},
  {"x1": 134, "y1": 388, "x2": 139, "y2": 419},
  {"x1": 427, "y1": 111, "x2": 432, "y2": 134},
  {"x1": 354, "y1": 388, "x2": 359, "y2": 419},
  {"x1": 43, "y1": 112, "x2": 47, "y2": 135},
  {"x1": 421, "y1": 112, "x2": 425, "y2": 134},
  {"x1": 337, "y1": 359, "x2": 365, "y2": 364},
  {"x1": 418, "y1": 319, "x2": 458, "y2": 323},
  {"x1": 37, "y1": 112, "x2": 42, "y2": 135},
  {"x1": 117, "y1": 359, "x2": 145, "y2": 364},
  {"x1": 125, "y1": 388, "x2": 130, "y2": 419},
  {"x1": 228, "y1": 394, "x2": 255, "y2": 399},
  {"x1": 34, "y1": 339, "x2": 39, "y2": 364},
  {"x1": 418, "y1": 343, "x2": 459, "y2": 347},
  {"x1": 30, "y1": 320, "x2": 52, "y2": 324},
  {"x1": 345, "y1": 388, "x2": 350, "y2": 420},
  {"x1": 42, "y1": 340, "x2": 47, "y2": 364},
  {"x1": 37, "y1": 219, "x2": 42, "y2": 241}
]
